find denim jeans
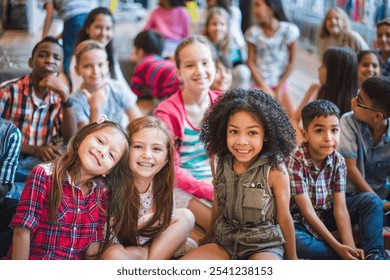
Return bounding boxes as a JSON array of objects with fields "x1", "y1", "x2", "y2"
[
  {"x1": 295, "y1": 192, "x2": 384, "y2": 259},
  {"x1": 0, "y1": 197, "x2": 18, "y2": 258},
  {"x1": 62, "y1": 13, "x2": 88, "y2": 76}
]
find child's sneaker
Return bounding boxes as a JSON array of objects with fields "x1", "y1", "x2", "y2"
[{"x1": 173, "y1": 237, "x2": 198, "y2": 259}]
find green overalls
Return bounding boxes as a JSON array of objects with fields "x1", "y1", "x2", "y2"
[{"x1": 213, "y1": 154, "x2": 285, "y2": 259}]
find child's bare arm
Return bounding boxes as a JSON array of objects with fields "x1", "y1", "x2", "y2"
[
  {"x1": 12, "y1": 227, "x2": 31, "y2": 259},
  {"x1": 274, "y1": 41, "x2": 297, "y2": 96},
  {"x1": 85, "y1": 242, "x2": 100, "y2": 260},
  {"x1": 344, "y1": 158, "x2": 376, "y2": 194},
  {"x1": 333, "y1": 192, "x2": 364, "y2": 259},
  {"x1": 246, "y1": 43, "x2": 274, "y2": 96},
  {"x1": 201, "y1": 193, "x2": 221, "y2": 245},
  {"x1": 269, "y1": 167, "x2": 297, "y2": 260}
]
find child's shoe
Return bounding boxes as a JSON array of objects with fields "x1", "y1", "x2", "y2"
[
  {"x1": 173, "y1": 237, "x2": 198, "y2": 259},
  {"x1": 365, "y1": 248, "x2": 390, "y2": 260}
]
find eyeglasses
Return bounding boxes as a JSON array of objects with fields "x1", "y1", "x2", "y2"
[{"x1": 355, "y1": 93, "x2": 385, "y2": 116}]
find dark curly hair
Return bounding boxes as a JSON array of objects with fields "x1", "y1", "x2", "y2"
[{"x1": 200, "y1": 88, "x2": 296, "y2": 167}]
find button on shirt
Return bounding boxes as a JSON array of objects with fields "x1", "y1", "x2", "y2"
[{"x1": 287, "y1": 142, "x2": 347, "y2": 238}]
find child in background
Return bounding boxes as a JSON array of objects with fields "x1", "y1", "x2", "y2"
[
  {"x1": 71, "y1": 40, "x2": 141, "y2": 129},
  {"x1": 154, "y1": 35, "x2": 221, "y2": 239},
  {"x1": 144, "y1": 0, "x2": 191, "y2": 59},
  {"x1": 293, "y1": 47, "x2": 358, "y2": 142},
  {"x1": 0, "y1": 36, "x2": 77, "y2": 198},
  {"x1": 42, "y1": 0, "x2": 98, "y2": 76},
  {"x1": 130, "y1": 30, "x2": 181, "y2": 101},
  {"x1": 288, "y1": 99, "x2": 389, "y2": 260},
  {"x1": 338, "y1": 76, "x2": 390, "y2": 227},
  {"x1": 357, "y1": 50, "x2": 381, "y2": 87},
  {"x1": 5, "y1": 119, "x2": 130, "y2": 259},
  {"x1": 245, "y1": 0, "x2": 299, "y2": 117},
  {"x1": 182, "y1": 88, "x2": 297, "y2": 260},
  {"x1": 211, "y1": 52, "x2": 233, "y2": 92},
  {"x1": 203, "y1": 7, "x2": 250, "y2": 89},
  {"x1": 70, "y1": 7, "x2": 140, "y2": 109},
  {"x1": 376, "y1": 18, "x2": 390, "y2": 76},
  {"x1": 316, "y1": 7, "x2": 369, "y2": 61},
  {"x1": 100, "y1": 116, "x2": 195, "y2": 260},
  {"x1": 194, "y1": 0, "x2": 247, "y2": 61}
]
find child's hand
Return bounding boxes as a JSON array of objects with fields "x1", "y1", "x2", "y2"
[
  {"x1": 383, "y1": 201, "x2": 390, "y2": 212},
  {"x1": 39, "y1": 73, "x2": 69, "y2": 100},
  {"x1": 336, "y1": 244, "x2": 364, "y2": 260},
  {"x1": 82, "y1": 87, "x2": 107, "y2": 110},
  {"x1": 34, "y1": 145, "x2": 61, "y2": 162}
]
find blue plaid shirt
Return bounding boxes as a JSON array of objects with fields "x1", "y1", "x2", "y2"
[{"x1": 0, "y1": 118, "x2": 22, "y2": 185}]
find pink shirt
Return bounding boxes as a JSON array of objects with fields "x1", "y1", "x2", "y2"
[{"x1": 144, "y1": 7, "x2": 190, "y2": 41}]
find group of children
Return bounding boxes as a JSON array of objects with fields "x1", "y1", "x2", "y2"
[{"x1": 0, "y1": 0, "x2": 389, "y2": 260}]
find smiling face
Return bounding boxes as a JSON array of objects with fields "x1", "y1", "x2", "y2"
[
  {"x1": 358, "y1": 53, "x2": 380, "y2": 86},
  {"x1": 75, "y1": 48, "x2": 109, "y2": 88},
  {"x1": 227, "y1": 111, "x2": 265, "y2": 173},
  {"x1": 29, "y1": 42, "x2": 63, "y2": 80},
  {"x1": 177, "y1": 42, "x2": 216, "y2": 95},
  {"x1": 325, "y1": 10, "x2": 344, "y2": 36},
  {"x1": 302, "y1": 115, "x2": 340, "y2": 168},
  {"x1": 211, "y1": 60, "x2": 232, "y2": 91},
  {"x1": 206, "y1": 13, "x2": 229, "y2": 44},
  {"x1": 86, "y1": 14, "x2": 114, "y2": 47},
  {"x1": 129, "y1": 127, "x2": 169, "y2": 186},
  {"x1": 78, "y1": 126, "x2": 127, "y2": 181},
  {"x1": 377, "y1": 24, "x2": 390, "y2": 54}
]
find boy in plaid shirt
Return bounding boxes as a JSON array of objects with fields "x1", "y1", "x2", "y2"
[
  {"x1": 287, "y1": 100, "x2": 389, "y2": 260},
  {"x1": 0, "y1": 36, "x2": 77, "y2": 198}
]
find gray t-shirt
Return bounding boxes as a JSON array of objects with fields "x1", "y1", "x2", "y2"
[{"x1": 71, "y1": 78, "x2": 138, "y2": 127}]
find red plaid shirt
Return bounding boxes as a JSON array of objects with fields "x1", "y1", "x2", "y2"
[
  {"x1": 287, "y1": 142, "x2": 346, "y2": 238},
  {"x1": 0, "y1": 74, "x2": 62, "y2": 146},
  {"x1": 6, "y1": 163, "x2": 107, "y2": 260}
]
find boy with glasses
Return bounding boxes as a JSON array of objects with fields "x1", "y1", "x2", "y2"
[{"x1": 338, "y1": 76, "x2": 390, "y2": 227}]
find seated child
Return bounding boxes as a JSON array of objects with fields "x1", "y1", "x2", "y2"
[
  {"x1": 0, "y1": 117, "x2": 22, "y2": 258},
  {"x1": 210, "y1": 52, "x2": 233, "y2": 92},
  {"x1": 130, "y1": 30, "x2": 181, "y2": 101},
  {"x1": 71, "y1": 40, "x2": 142, "y2": 129},
  {"x1": 376, "y1": 18, "x2": 390, "y2": 76},
  {"x1": 288, "y1": 99, "x2": 389, "y2": 260},
  {"x1": 0, "y1": 36, "x2": 77, "y2": 199},
  {"x1": 338, "y1": 76, "x2": 390, "y2": 226}
]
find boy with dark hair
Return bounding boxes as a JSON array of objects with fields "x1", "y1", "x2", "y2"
[
  {"x1": 338, "y1": 76, "x2": 390, "y2": 226},
  {"x1": 287, "y1": 99, "x2": 389, "y2": 260},
  {"x1": 0, "y1": 36, "x2": 77, "y2": 199},
  {"x1": 130, "y1": 30, "x2": 180, "y2": 101}
]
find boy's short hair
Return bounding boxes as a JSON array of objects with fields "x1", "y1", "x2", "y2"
[
  {"x1": 31, "y1": 36, "x2": 62, "y2": 58},
  {"x1": 361, "y1": 76, "x2": 390, "y2": 116},
  {"x1": 302, "y1": 100, "x2": 340, "y2": 129},
  {"x1": 377, "y1": 17, "x2": 390, "y2": 29},
  {"x1": 133, "y1": 30, "x2": 164, "y2": 56}
]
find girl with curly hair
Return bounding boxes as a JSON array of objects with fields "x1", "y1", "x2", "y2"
[{"x1": 182, "y1": 88, "x2": 297, "y2": 260}]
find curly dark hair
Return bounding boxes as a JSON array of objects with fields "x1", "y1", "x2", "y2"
[{"x1": 200, "y1": 88, "x2": 296, "y2": 167}]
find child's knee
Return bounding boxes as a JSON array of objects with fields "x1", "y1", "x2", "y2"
[{"x1": 176, "y1": 208, "x2": 195, "y2": 229}]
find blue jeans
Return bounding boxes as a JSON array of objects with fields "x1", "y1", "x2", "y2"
[
  {"x1": 62, "y1": 13, "x2": 88, "y2": 76},
  {"x1": 295, "y1": 192, "x2": 384, "y2": 259}
]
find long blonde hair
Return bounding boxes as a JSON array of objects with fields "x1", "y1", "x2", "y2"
[
  {"x1": 319, "y1": 7, "x2": 351, "y2": 38},
  {"x1": 203, "y1": 7, "x2": 231, "y2": 56}
]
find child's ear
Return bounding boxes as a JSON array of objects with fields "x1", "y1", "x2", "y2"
[
  {"x1": 28, "y1": 57, "x2": 33, "y2": 69},
  {"x1": 301, "y1": 128, "x2": 308, "y2": 142},
  {"x1": 75, "y1": 64, "x2": 81, "y2": 76}
]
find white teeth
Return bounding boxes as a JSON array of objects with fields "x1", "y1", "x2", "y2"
[
  {"x1": 138, "y1": 162, "x2": 153, "y2": 167},
  {"x1": 237, "y1": 149, "x2": 249, "y2": 154}
]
